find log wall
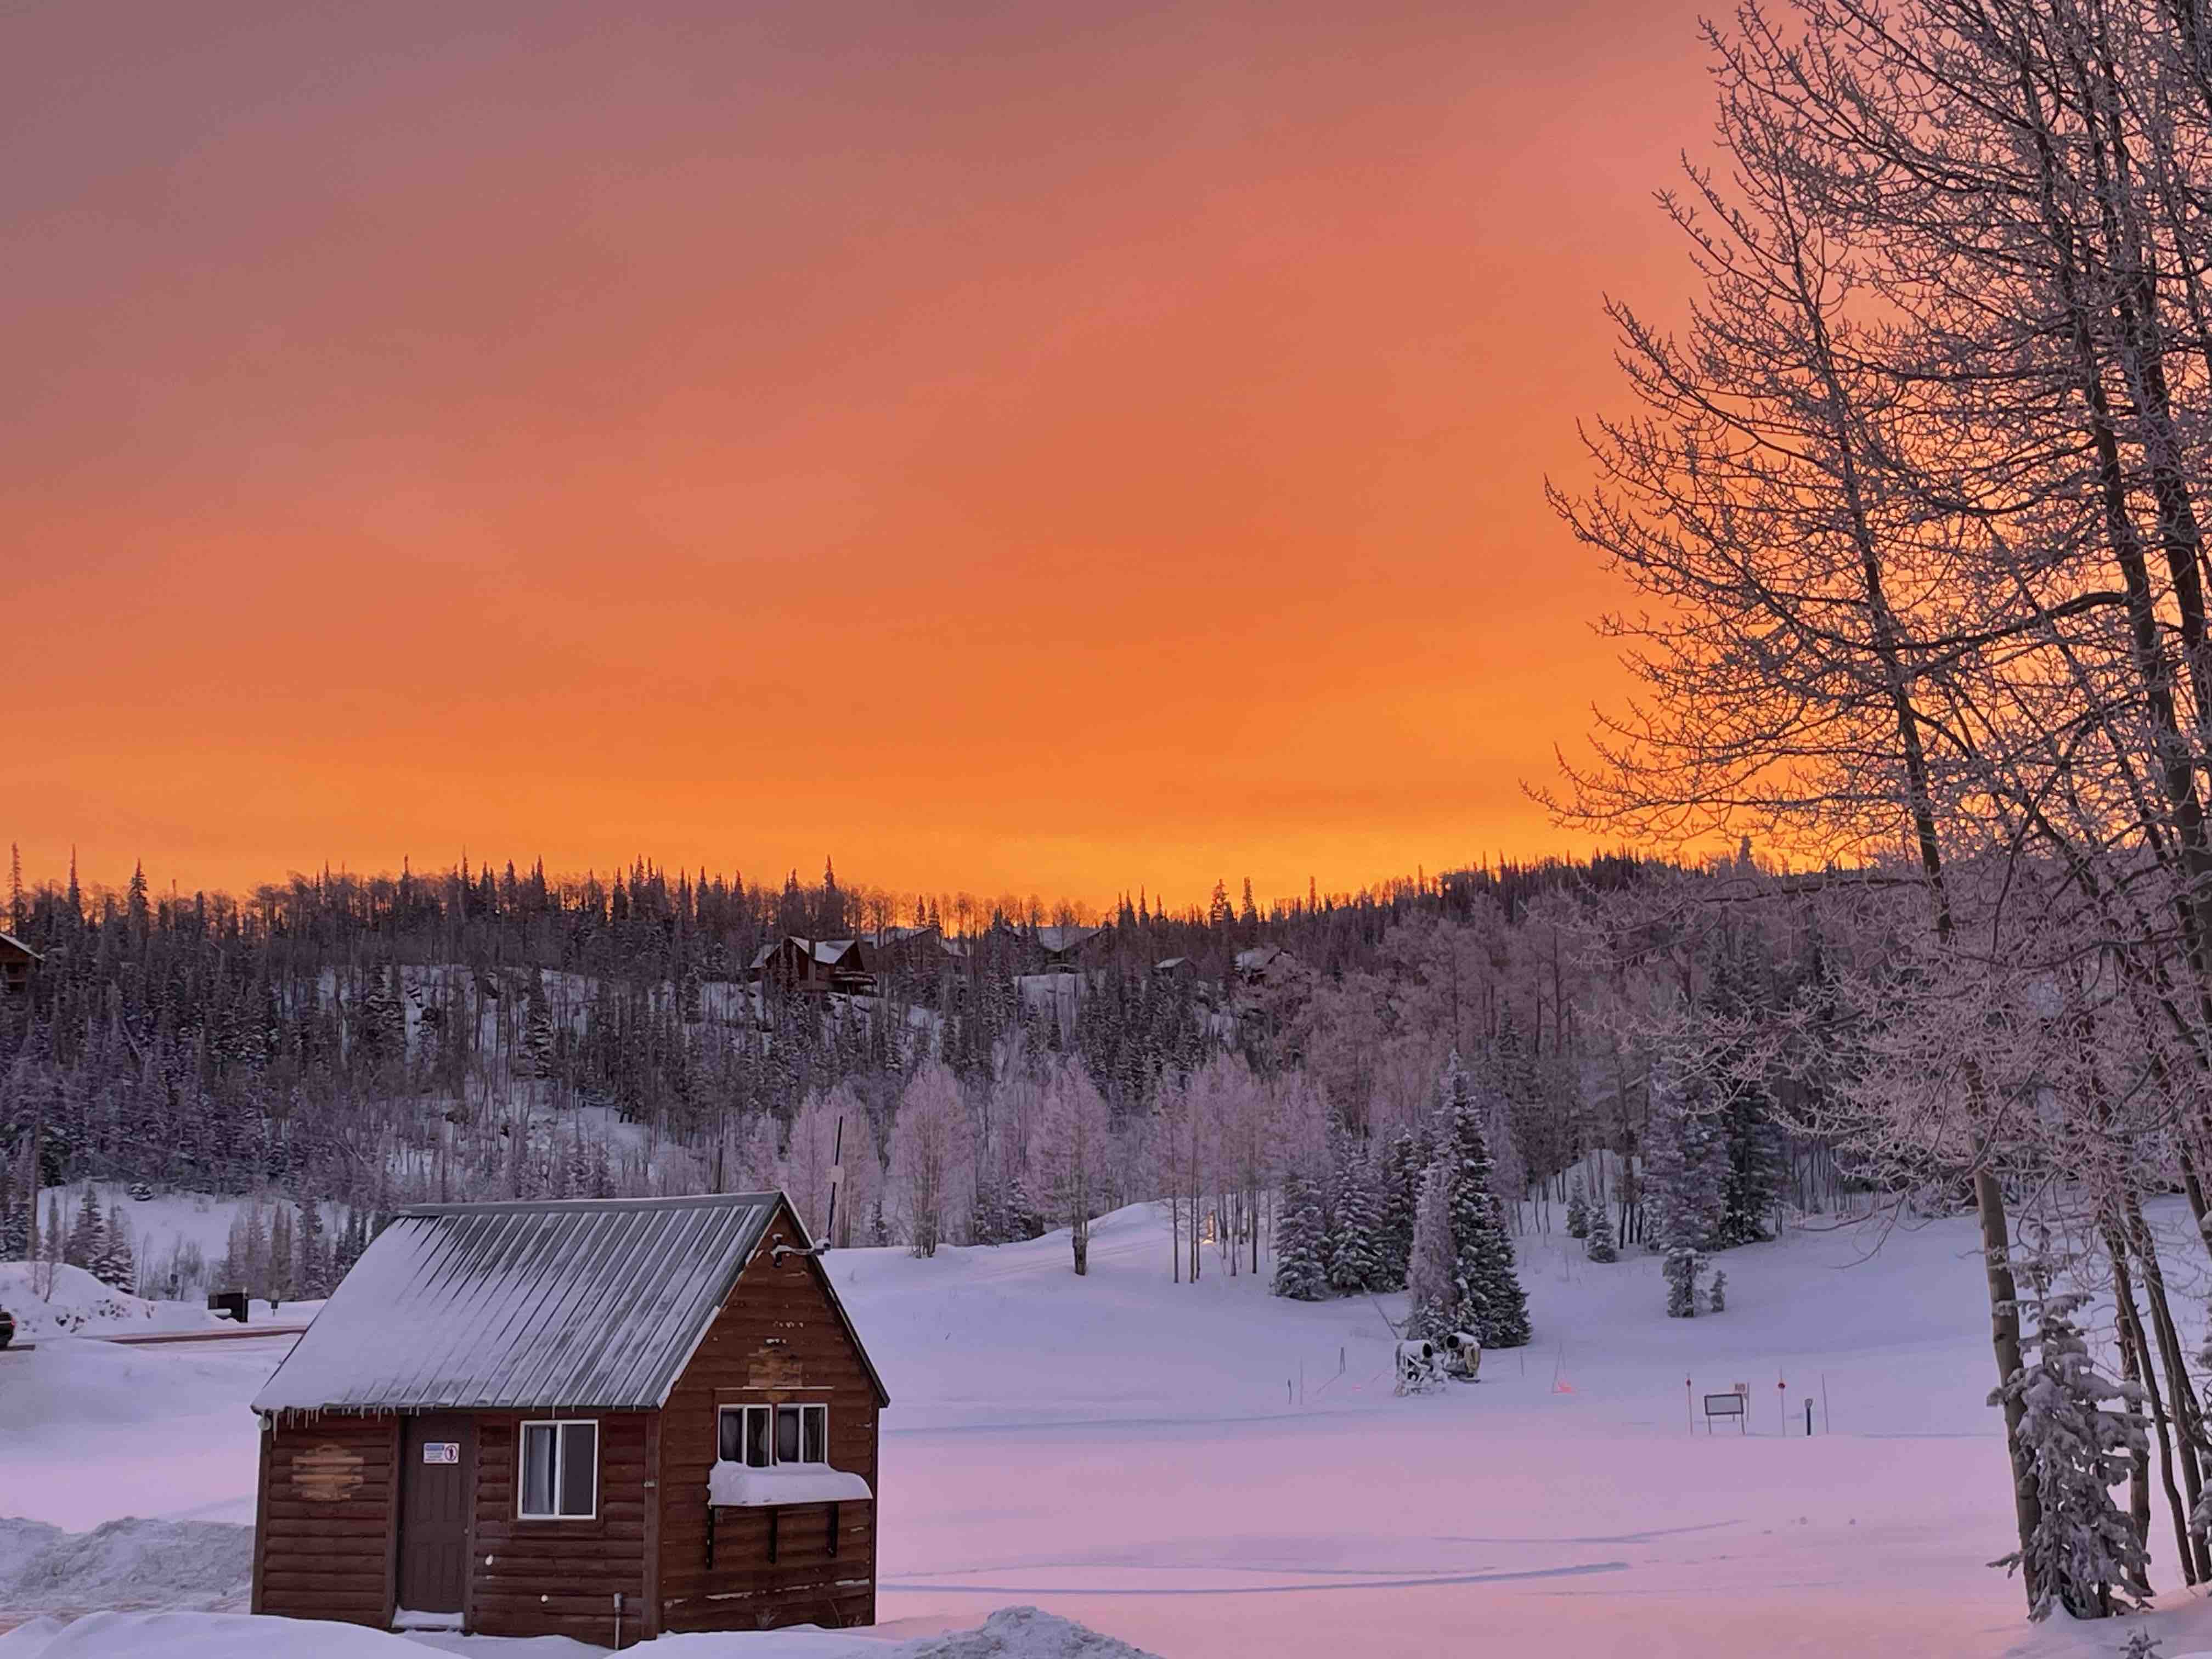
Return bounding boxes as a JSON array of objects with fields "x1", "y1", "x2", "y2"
[
  {"x1": 468, "y1": 1411, "x2": 653, "y2": 1647},
  {"x1": 254, "y1": 1415, "x2": 399, "y2": 1629},
  {"x1": 658, "y1": 1201, "x2": 882, "y2": 1634}
]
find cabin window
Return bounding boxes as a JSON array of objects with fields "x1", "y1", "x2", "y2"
[
  {"x1": 518, "y1": 1420, "x2": 598, "y2": 1520},
  {"x1": 718, "y1": 1403, "x2": 827, "y2": 1466},
  {"x1": 718, "y1": 1404, "x2": 771, "y2": 1468}
]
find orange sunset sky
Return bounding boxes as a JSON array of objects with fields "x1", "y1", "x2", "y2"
[{"x1": 7, "y1": 1, "x2": 1718, "y2": 911}]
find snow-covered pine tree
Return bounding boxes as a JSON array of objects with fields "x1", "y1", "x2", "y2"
[
  {"x1": 1708, "y1": 935, "x2": 1783, "y2": 1248},
  {"x1": 1438, "y1": 1051, "x2": 1531, "y2": 1347},
  {"x1": 1404, "y1": 1155, "x2": 1461, "y2": 1340},
  {"x1": 1005, "y1": 1172, "x2": 1045, "y2": 1241},
  {"x1": 1326, "y1": 1139, "x2": 1386, "y2": 1296},
  {"x1": 1566, "y1": 1176, "x2": 1591, "y2": 1240},
  {"x1": 296, "y1": 1198, "x2": 330, "y2": 1298},
  {"x1": 268, "y1": 1203, "x2": 295, "y2": 1301},
  {"x1": 93, "y1": 1203, "x2": 135, "y2": 1291},
  {"x1": 1990, "y1": 1272, "x2": 2149, "y2": 1621},
  {"x1": 1375, "y1": 1127, "x2": 1426, "y2": 1289},
  {"x1": 518, "y1": 988, "x2": 557, "y2": 1081},
  {"x1": 1706, "y1": 1268, "x2": 1726, "y2": 1313},
  {"x1": 1271, "y1": 1169, "x2": 1329, "y2": 1301},
  {"x1": 1645, "y1": 1063, "x2": 1727, "y2": 1318},
  {"x1": 1486, "y1": 1097, "x2": 1528, "y2": 1234},
  {"x1": 64, "y1": 1186, "x2": 103, "y2": 1271},
  {"x1": 1584, "y1": 1199, "x2": 1618, "y2": 1263}
]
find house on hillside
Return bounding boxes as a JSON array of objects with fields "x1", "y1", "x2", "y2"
[
  {"x1": 1234, "y1": 944, "x2": 1305, "y2": 990},
  {"x1": 250, "y1": 1193, "x2": 889, "y2": 1645},
  {"x1": 865, "y1": 924, "x2": 964, "y2": 980},
  {"x1": 1031, "y1": 924, "x2": 1108, "y2": 974},
  {"x1": 748, "y1": 936, "x2": 873, "y2": 996},
  {"x1": 1152, "y1": 956, "x2": 1198, "y2": 983},
  {"x1": 0, "y1": 932, "x2": 37, "y2": 997}
]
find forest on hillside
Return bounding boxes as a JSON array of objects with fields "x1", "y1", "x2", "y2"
[{"x1": 0, "y1": 847, "x2": 1857, "y2": 1291}]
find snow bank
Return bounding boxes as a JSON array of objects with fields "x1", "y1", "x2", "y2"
[
  {"x1": 0, "y1": 1612, "x2": 407, "y2": 1658},
  {"x1": 0, "y1": 1520, "x2": 250, "y2": 1612},
  {"x1": 0, "y1": 1266, "x2": 162, "y2": 1341},
  {"x1": 0, "y1": 1608, "x2": 1155, "y2": 1658},
  {"x1": 901, "y1": 1607, "x2": 1158, "y2": 1659}
]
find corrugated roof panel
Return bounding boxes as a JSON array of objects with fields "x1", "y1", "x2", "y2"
[{"x1": 252, "y1": 1193, "x2": 781, "y2": 1413}]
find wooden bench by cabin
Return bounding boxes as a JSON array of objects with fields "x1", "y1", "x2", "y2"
[{"x1": 250, "y1": 1192, "x2": 888, "y2": 1646}]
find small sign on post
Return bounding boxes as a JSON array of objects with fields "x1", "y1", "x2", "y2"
[{"x1": 1702, "y1": 1393, "x2": 1747, "y2": 1435}]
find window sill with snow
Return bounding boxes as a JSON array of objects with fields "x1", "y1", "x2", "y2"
[{"x1": 706, "y1": 1461, "x2": 873, "y2": 1507}]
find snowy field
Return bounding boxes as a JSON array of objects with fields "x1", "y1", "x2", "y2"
[{"x1": 5, "y1": 1200, "x2": 2211, "y2": 1656}]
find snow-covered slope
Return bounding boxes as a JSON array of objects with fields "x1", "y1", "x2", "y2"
[{"x1": 3, "y1": 1199, "x2": 2204, "y2": 1656}]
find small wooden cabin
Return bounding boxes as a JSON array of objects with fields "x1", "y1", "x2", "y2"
[{"x1": 251, "y1": 1192, "x2": 888, "y2": 1645}]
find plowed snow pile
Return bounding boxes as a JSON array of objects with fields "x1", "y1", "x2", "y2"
[
  {"x1": 0, "y1": 1521, "x2": 250, "y2": 1612},
  {"x1": 0, "y1": 1266, "x2": 166, "y2": 1341}
]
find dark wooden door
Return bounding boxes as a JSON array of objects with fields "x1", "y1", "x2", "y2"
[{"x1": 398, "y1": 1414, "x2": 473, "y2": 1615}]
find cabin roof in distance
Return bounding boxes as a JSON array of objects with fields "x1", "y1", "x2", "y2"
[
  {"x1": 0, "y1": 931, "x2": 40, "y2": 961},
  {"x1": 253, "y1": 1192, "x2": 794, "y2": 1414}
]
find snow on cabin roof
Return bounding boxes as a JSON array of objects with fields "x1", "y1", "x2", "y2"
[
  {"x1": 0, "y1": 931, "x2": 39, "y2": 960},
  {"x1": 746, "y1": 936, "x2": 862, "y2": 970},
  {"x1": 1032, "y1": 925, "x2": 1103, "y2": 953},
  {"x1": 252, "y1": 1193, "x2": 786, "y2": 1414}
]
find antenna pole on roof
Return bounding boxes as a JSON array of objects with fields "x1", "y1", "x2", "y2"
[{"x1": 823, "y1": 1115, "x2": 844, "y2": 1250}]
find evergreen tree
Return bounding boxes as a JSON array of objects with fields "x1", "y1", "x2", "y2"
[
  {"x1": 1708, "y1": 934, "x2": 1783, "y2": 1246},
  {"x1": 296, "y1": 1197, "x2": 330, "y2": 1297},
  {"x1": 1584, "y1": 1198, "x2": 1618, "y2": 1263},
  {"x1": 1404, "y1": 1156, "x2": 1460, "y2": 1340},
  {"x1": 1990, "y1": 1274, "x2": 2150, "y2": 1620},
  {"x1": 1438, "y1": 1051, "x2": 1531, "y2": 1347},
  {"x1": 64, "y1": 1185, "x2": 103, "y2": 1271},
  {"x1": 268, "y1": 1203, "x2": 295, "y2": 1301},
  {"x1": 1565, "y1": 1176, "x2": 1591, "y2": 1240},
  {"x1": 94, "y1": 1203, "x2": 135, "y2": 1292},
  {"x1": 1646, "y1": 1064, "x2": 1727, "y2": 1318},
  {"x1": 1375, "y1": 1127, "x2": 1426, "y2": 1288},
  {"x1": 1271, "y1": 1169, "x2": 1329, "y2": 1301},
  {"x1": 1326, "y1": 1141, "x2": 1386, "y2": 1295},
  {"x1": 518, "y1": 990, "x2": 558, "y2": 1081}
]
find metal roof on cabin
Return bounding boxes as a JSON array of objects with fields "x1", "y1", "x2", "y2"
[
  {"x1": 251, "y1": 1193, "x2": 782, "y2": 1413},
  {"x1": 0, "y1": 931, "x2": 40, "y2": 960}
]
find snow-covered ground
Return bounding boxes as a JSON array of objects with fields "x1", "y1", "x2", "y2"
[{"x1": 5, "y1": 1199, "x2": 2210, "y2": 1655}]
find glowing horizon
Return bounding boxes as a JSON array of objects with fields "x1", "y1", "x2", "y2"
[{"x1": 5, "y1": 1, "x2": 1717, "y2": 911}]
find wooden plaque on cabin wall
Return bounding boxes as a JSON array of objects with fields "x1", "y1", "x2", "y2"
[
  {"x1": 291, "y1": 1442, "x2": 366, "y2": 1503},
  {"x1": 746, "y1": 1346, "x2": 803, "y2": 1393}
]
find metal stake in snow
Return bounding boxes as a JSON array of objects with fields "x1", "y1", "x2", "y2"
[
  {"x1": 1686, "y1": 1375, "x2": 1693, "y2": 1434},
  {"x1": 1777, "y1": 1373, "x2": 1786, "y2": 1434}
]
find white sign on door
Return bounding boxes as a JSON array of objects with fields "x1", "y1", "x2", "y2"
[{"x1": 422, "y1": 1442, "x2": 460, "y2": 1465}]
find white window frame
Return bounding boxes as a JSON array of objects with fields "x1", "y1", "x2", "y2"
[
  {"x1": 517, "y1": 1418, "x2": 599, "y2": 1521},
  {"x1": 718, "y1": 1402, "x2": 828, "y2": 1467}
]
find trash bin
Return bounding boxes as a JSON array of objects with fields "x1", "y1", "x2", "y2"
[{"x1": 207, "y1": 1290, "x2": 249, "y2": 1324}]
